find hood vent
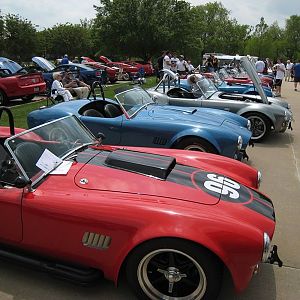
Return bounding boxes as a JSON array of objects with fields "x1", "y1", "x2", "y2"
[{"x1": 105, "y1": 150, "x2": 176, "y2": 180}]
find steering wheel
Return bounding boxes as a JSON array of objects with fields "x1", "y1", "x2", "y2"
[{"x1": 49, "y1": 127, "x2": 81, "y2": 149}]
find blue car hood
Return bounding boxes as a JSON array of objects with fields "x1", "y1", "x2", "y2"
[{"x1": 138, "y1": 105, "x2": 241, "y2": 127}]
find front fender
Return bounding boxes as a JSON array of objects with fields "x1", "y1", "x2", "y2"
[
  {"x1": 168, "y1": 128, "x2": 222, "y2": 154},
  {"x1": 237, "y1": 107, "x2": 276, "y2": 126},
  {"x1": 111, "y1": 213, "x2": 264, "y2": 293}
]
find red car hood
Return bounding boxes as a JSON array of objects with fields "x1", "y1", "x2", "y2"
[{"x1": 74, "y1": 147, "x2": 260, "y2": 207}]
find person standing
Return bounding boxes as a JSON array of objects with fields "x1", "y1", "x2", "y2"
[
  {"x1": 186, "y1": 60, "x2": 195, "y2": 74},
  {"x1": 212, "y1": 56, "x2": 219, "y2": 72},
  {"x1": 285, "y1": 60, "x2": 293, "y2": 82},
  {"x1": 176, "y1": 55, "x2": 188, "y2": 75},
  {"x1": 273, "y1": 59, "x2": 286, "y2": 96},
  {"x1": 293, "y1": 60, "x2": 300, "y2": 91},
  {"x1": 163, "y1": 51, "x2": 172, "y2": 70},
  {"x1": 61, "y1": 54, "x2": 69, "y2": 65},
  {"x1": 255, "y1": 58, "x2": 265, "y2": 73}
]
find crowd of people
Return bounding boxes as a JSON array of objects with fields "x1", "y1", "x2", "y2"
[
  {"x1": 255, "y1": 57, "x2": 300, "y2": 97},
  {"x1": 156, "y1": 51, "x2": 195, "y2": 80}
]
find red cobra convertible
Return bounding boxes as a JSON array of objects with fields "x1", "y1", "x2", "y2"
[{"x1": 0, "y1": 107, "x2": 282, "y2": 299}]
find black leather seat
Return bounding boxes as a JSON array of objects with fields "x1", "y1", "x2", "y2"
[
  {"x1": 14, "y1": 142, "x2": 44, "y2": 177},
  {"x1": 104, "y1": 104, "x2": 121, "y2": 118},
  {"x1": 82, "y1": 109, "x2": 104, "y2": 117}
]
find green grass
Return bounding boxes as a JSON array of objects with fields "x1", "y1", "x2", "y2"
[{"x1": 1, "y1": 77, "x2": 158, "y2": 129}]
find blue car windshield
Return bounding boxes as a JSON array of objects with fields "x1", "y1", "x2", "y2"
[
  {"x1": 195, "y1": 77, "x2": 218, "y2": 99},
  {"x1": 115, "y1": 88, "x2": 154, "y2": 118}
]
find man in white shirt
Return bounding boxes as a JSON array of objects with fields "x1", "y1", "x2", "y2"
[
  {"x1": 255, "y1": 59, "x2": 265, "y2": 73},
  {"x1": 273, "y1": 59, "x2": 286, "y2": 96},
  {"x1": 176, "y1": 55, "x2": 188, "y2": 75},
  {"x1": 285, "y1": 60, "x2": 293, "y2": 82},
  {"x1": 163, "y1": 51, "x2": 171, "y2": 70}
]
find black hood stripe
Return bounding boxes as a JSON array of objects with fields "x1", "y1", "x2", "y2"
[{"x1": 77, "y1": 148, "x2": 274, "y2": 220}]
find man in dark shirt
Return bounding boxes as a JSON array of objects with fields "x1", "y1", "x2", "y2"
[{"x1": 293, "y1": 60, "x2": 300, "y2": 91}]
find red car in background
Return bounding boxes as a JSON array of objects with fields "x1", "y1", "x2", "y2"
[
  {"x1": 98, "y1": 55, "x2": 139, "y2": 80},
  {"x1": 121, "y1": 60, "x2": 154, "y2": 76},
  {"x1": 0, "y1": 57, "x2": 46, "y2": 106},
  {"x1": 81, "y1": 57, "x2": 118, "y2": 83}
]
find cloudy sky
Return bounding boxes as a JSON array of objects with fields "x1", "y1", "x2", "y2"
[{"x1": 0, "y1": 0, "x2": 299, "y2": 29}]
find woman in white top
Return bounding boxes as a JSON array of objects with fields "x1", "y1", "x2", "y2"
[{"x1": 51, "y1": 72, "x2": 73, "y2": 102}]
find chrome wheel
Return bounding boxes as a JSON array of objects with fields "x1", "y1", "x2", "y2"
[
  {"x1": 184, "y1": 144, "x2": 207, "y2": 152},
  {"x1": 247, "y1": 114, "x2": 269, "y2": 141},
  {"x1": 137, "y1": 249, "x2": 207, "y2": 299}
]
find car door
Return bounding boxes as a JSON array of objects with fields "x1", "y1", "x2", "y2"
[
  {"x1": 80, "y1": 115, "x2": 122, "y2": 145},
  {"x1": 0, "y1": 145, "x2": 23, "y2": 242},
  {"x1": 201, "y1": 95, "x2": 242, "y2": 114}
]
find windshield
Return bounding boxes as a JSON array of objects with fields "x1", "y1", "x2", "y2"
[
  {"x1": 194, "y1": 77, "x2": 218, "y2": 99},
  {"x1": 0, "y1": 58, "x2": 23, "y2": 74},
  {"x1": 115, "y1": 88, "x2": 154, "y2": 118},
  {"x1": 4, "y1": 116, "x2": 97, "y2": 183}
]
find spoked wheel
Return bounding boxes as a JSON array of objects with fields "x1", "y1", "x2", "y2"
[
  {"x1": 175, "y1": 138, "x2": 217, "y2": 154},
  {"x1": 126, "y1": 239, "x2": 222, "y2": 300},
  {"x1": 244, "y1": 113, "x2": 271, "y2": 142}
]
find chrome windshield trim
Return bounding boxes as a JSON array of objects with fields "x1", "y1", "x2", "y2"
[
  {"x1": 3, "y1": 115, "x2": 97, "y2": 186},
  {"x1": 114, "y1": 87, "x2": 155, "y2": 119}
]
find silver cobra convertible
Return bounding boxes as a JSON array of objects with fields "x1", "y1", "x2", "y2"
[{"x1": 148, "y1": 57, "x2": 293, "y2": 142}]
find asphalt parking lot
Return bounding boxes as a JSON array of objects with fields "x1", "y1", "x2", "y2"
[{"x1": 0, "y1": 82, "x2": 299, "y2": 300}]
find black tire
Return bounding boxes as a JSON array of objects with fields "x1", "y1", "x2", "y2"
[
  {"x1": 243, "y1": 112, "x2": 271, "y2": 142},
  {"x1": 0, "y1": 90, "x2": 8, "y2": 106},
  {"x1": 175, "y1": 137, "x2": 217, "y2": 154},
  {"x1": 21, "y1": 94, "x2": 35, "y2": 102},
  {"x1": 109, "y1": 78, "x2": 117, "y2": 84},
  {"x1": 126, "y1": 238, "x2": 223, "y2": 300}
]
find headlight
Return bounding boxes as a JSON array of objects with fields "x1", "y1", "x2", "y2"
[
  {"x1": 284, "y1": 110, "x2": 289, "y2": 121},
  {"x1": 257, "y1": 171, "x2": 262, "y2": 188},
  {"x1": 262, "y1": 232, "x2": 271, "y2": 262},
  {"x1": 237, "y1": 135, "x2": 243, "y2": 150},
  {"x1": 247, "y1": 120, "x2": 251, "y2": 131},
  {"x1": 287, "y1": 103, "x2": 291, "y2": 109}
]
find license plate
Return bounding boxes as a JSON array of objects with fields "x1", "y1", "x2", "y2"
[{"x1": 34, "y1": 87, "x2": 40, "y2": 92}]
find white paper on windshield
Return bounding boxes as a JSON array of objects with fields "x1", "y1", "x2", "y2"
[
  {"x1": 36, "y1": 149, "x2": 63, "y2": 173},
  {"x1": 50, "y1": 161, "x2": 73, "y2": 175}
]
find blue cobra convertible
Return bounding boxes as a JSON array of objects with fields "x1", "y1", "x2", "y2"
[{"x1": 27, "y1": 86, "x2": 252, "y2": 160}]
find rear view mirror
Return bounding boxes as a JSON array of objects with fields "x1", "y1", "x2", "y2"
[{"x1": 13, "y1": 175, "x2": 31, "y2": 188}]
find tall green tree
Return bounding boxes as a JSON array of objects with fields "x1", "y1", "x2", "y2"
[
  {"x1": 245, "y1": 19, "x2": 286, "y2": 60},
  {"x1": 285, "y1": 15, "x2": 300, "y2": 59},
  {"x1": 0, "y1": 11, "x2": 5, "y2": 56},
  {"x1": 92, "y1": 0, "x2": 200, "y2": 61},
  {"x1": 44, "y1": 22, "x2": 94, "y2": 59},
  {"x1": 190, "y1": 2, "x2": 249, "y2": 58},
  {"x1": 3, "y1": 14, "x2": 38, "y2": 61}
]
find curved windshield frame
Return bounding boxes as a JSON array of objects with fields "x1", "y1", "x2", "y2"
[
  {"x1": 114, "y1": 87, "x2": 154, "y2": 118},
  {"x1": 194, "y1": 77, "x2": 218, "y2": 99},
  {"x1": 4, "y1": 116, "x2": 97, "y2": 185}
]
